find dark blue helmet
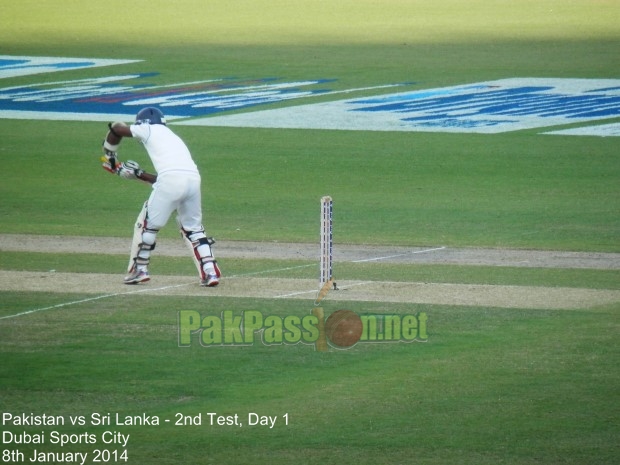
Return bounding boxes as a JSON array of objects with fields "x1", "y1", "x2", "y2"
[{"x1": 135, "y1": 107, "x2": 166, "y2": 125}]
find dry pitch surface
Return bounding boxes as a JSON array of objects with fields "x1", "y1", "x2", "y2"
[{"x1": 1, "y1": 234, "x2": 620, "y2": 313}]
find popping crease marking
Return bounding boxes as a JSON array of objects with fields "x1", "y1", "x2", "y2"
[
  {"x1": 0, "y1": 281, "x2": 193, "y2": 320},
  {"x1": 275, "y1": 281, "x2": 370, "y2": 299},
  {"x1": 1, "y1": 247, "x2": 445, "y2": 319},
  {"x1": 351, "y1": 246, "x2": 446, "y2": 263},
  {"x1": 0, "y1": 264, "x2": 317, "y2": 320}
]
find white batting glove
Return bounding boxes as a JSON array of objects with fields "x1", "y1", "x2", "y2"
[{"x1": 117, "y1": 160, "x2": 143, "y2": 180}]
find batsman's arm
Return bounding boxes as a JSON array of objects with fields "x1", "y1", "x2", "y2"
[
  {"x1": 106, "y1": 121, "x2": 133, "y2": 144},
  {"x1": 137, "y1": 171, "x2": 157, "y2": 184},
  {"x1": 102, "y1": 122, "x2": 133, "y2": 172},
  {"x1": 101, "y1": 122, "x2": 157, "y2": 184},
  {"x1": 103, "y1": 122, "x2": 132, "y2": 154},
  {"x1": 117, "y1": 160, "x2": 158, "y2": 185}
]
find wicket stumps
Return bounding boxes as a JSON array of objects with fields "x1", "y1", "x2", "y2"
[
  {"x1": 320, "y1": 195, "x2": 333, "y2": 287},
  {"x1": 314, "y1": 195, "x2": 334, "y2": 351}
]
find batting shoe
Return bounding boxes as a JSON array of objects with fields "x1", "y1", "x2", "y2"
[
  {"x1": 201, "y1": 273, "x2": 219, "y2": 287},
  {"x1": 124, "y1": 269, "x2": 150, "y2": 285}
]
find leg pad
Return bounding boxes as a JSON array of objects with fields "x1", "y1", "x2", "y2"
[{"x1": 180, "y1": 227, "x2": 219, "y2": 279}]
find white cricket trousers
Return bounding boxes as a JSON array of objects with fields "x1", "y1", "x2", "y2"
[{"x1": 146, "y1": 171, "x2": 203, "y2": 231}]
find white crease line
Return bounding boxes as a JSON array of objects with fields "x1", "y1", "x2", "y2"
[
  {"x1": 352, "y1": 246, "x2": 446, "y2": 263},
  {"x1": 274, "y1": 281, "x2": 371, "y2": 299},
  {"x1": 2, "y1": 246, "x2": 443, "y2": 319},
  {"x1": 274, "y1": 289, "x2": 317, "y2": 298},
  {"x1": 0, "y1": 264, "x2": 317, "y2": 320},
  {"x1": 227, "y1": 263, "x2": 315, "y2": 278},
  {"x1": 0, "y1": 281, "x2": 193, "y2": 320}
]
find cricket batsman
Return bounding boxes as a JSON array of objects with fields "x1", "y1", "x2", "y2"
[{"x1": 101, "y1": 107, "x2": 221, "y2": 287}]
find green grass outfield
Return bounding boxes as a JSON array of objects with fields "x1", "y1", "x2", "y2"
[{"x1": 1, "y1": 1, "x2": 619, "y2": 464}]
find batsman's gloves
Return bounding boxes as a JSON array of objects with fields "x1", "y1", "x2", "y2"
[
  {"x1": 117, "y1": 160, "x2": 145, "y2": 180},
  {"x1": 101, "y1": 150, "x2": 119, "y2": 174},
  {"x1": 101, "y1": 136, "x2": 122, "y2": 172}
]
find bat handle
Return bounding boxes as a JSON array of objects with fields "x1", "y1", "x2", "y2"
[{"x1": 312, "y1": 307, "x2": 328, "y2": 352}]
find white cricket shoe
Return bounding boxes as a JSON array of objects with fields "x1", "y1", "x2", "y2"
[
  {"x1": 124, "y1": 269, "x2": 150, "y2": 284},
  {"x1": 201, "y1": 273, "x2": 219, "y2": 287}
]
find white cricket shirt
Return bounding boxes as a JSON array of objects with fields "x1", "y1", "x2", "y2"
[{"x1": 130, "y1": 123, "x2": 199, "y2": 176}]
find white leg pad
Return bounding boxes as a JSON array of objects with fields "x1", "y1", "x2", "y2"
[
  {"x1": 180, "y1": 226, "x2": 218, "y2": 280},
  {"x1": 127, "y1": 202, "x2": 158, "y2": 273}
]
